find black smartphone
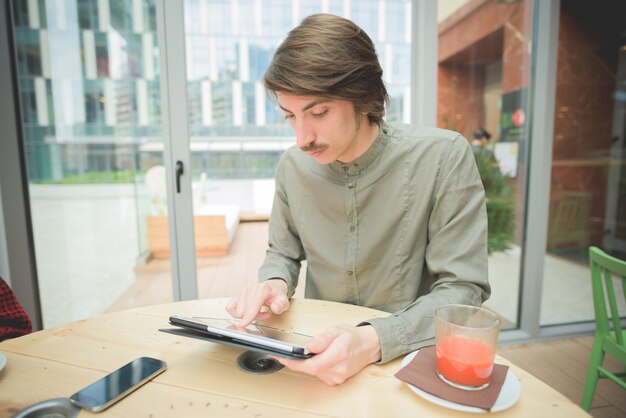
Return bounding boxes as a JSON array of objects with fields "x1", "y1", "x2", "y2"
[{"x1": 69, "y1": 356, "x2": 167, "y2": 412}]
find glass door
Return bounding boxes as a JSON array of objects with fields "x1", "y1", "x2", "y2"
[
  {"x1": 540, "y1": 0, "x2": 626, "y2": 325},
  {"x1": 9, "y1": 0, "x2": 190, "y2": 327},
  {"x1": 179, "y1": 0, "x2": 414, "y2": 298},
  {"x1": 435, "y1": 0, "x2": 536, "y2": 330},
  {"x1": 9, "y1": 0, "x2": 416, "y2": 327}
]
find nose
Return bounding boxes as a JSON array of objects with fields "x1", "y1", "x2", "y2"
[{"x1": 294, "y1": 121, "x2": 315, "y2": 149}]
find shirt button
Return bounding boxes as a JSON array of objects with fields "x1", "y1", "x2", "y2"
[
  {"x1": 350, "y1": 225, "x2": 356, "y2": 232},
  {"x1": 347, "y1": 271, "x2": 354, "y2": 276},
  {"x1": 348, "y1": 183, "x2": 354, "y2": 189}
]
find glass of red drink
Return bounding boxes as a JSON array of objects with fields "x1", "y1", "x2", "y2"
[{"x1": 434, "y1": 304, "x2": 500, "y2": 390}]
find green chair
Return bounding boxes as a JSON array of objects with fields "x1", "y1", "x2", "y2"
[{"x1": 581, "y1": 246, "x2": 626, "y2": 411}]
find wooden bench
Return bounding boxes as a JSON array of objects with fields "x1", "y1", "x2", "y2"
[{"x1": 146, "y1": 204, "x2": 240, "y2": 258}]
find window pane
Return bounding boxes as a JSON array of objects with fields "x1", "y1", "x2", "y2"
[
  {"x1": 541, "y1": 0, "x2": 626, "y2": 325},
  {"x1": 436, "y1": 0, "x2": 535, "y2": 330},
  {"x1": 182, "y1": 0, "x2": 414, "y2": 296},
  {"x1": 11, "y1": 0, "x2": 173, "y2": 327}
]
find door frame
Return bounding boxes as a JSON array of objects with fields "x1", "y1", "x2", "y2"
[
  {"x1": 0, "y1": 0, "x2": 43, "y2": 330},
  {"x1": 156, "y1": 0, "x2": 198, "y2": 301}
]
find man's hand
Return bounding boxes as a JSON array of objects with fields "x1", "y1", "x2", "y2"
[
  {"x1": 275, "y1": 324, "x2": 381, "y2": 385},
  {"x1": 226, "y1": 279, "x2": 290, "y2": 327}
]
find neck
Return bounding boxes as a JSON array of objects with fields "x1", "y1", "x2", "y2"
[{"x1": 337, "y1": 118, "x2": 380, "y2": 163}]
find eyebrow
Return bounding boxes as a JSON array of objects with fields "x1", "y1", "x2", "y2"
[{"x1": 279, "y1": 98, "x2": 331, "y2": 114}]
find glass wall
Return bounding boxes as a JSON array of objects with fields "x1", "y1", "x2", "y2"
[
  {"x1": 10, "y1": 0, "x2": 623, "y2": 332},
  {"x1": 10, "y1": 0, "x2": 172, "y2": 328},
  {"x1": 540, "y1": 0, "x2": 626, "y2": 325},
  {"x1": 436, "y1": 0, "x2": 534, "y2": 330},
  {"x1": 9, "y1": 0, "x2": 414, "y2": 326},
  {"x1": 181, "y1": 0, "x2": 411, "y2": 183},
  {"x1": 436, "y1": 0, "x2": 626, "y2": 330},
  {"x1": 179, "y1": 0, "x2": 413, "y2": 295}
]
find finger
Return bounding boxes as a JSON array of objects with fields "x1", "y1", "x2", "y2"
[
  {"x1": 240, "y1": 282, "x2": 286, "y2": 325},
  {"x1": 269, "y1": 294, "x2": 289, "y2": 315},
  {"x1": 228, "y1": 282, "x2": 287, "y2": 326},
  {"x1": 225, "y1": 294, "x2": 239, "y2": 316},
  {"x1": 271, "y1": 355, "x2": 309, "y2": 371},
  {"x1": 240, "y1": 313, "x2": 257, "y2": 327},
  {"x1": 232, "y1": 286, "x2": 265, "y2": 325},
  {"x1": 239, "y1": 297, "x2": 268, "y2": 326},
  {"x1": 254, "y1": 311, "x2": 272, "y2": 321},
  {"x1": 307, "y1": 327, "x2": 342, "y2": 354},
  {"x1": 277, "y1": 350, "x2": 342, "y2": 381},
  {"x1": 231, "y1": 286, "x2": 250, "y2": 319}
]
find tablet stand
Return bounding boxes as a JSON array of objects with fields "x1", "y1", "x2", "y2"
[{"x1": 236, "y1": 350, "x2": 284, "y2": 374}]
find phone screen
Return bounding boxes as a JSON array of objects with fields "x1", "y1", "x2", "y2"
[{"x1": 70, "y1": 357, "x2": 167, "y2": 412}]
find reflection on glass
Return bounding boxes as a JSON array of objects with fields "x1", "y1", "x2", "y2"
[
  {"x1": 11, "y1": 0, "x2": 415, "y2": 326},
  {"x1": 436, "y1": 0, "x2": 534, "y2": 329},
  {"x1": 179, "y1": 0, "x2": 414, "y2": 272},
  {"x1": 11, "y1": 0, "x2": 171, "y2": 328},
  {"x1": 183, "y1": 0, "x2": 412, "y2": 183},
  {"x1": 541, "y1": 1, "x2": 626, "y2": 325}
]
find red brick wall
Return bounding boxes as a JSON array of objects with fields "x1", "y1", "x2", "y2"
[
  {"x1": 437, "y1": 0, "x2": 530, "y2": 138},
  {"x1": 549, "y1": 4, "x2": 619, "y2": 247},
  {"x1": 438, "y1": 0, "x2": 531, "y2": 245},
  {"x1": 437, "y1": 0, "x2": 621, "y2": 249}
]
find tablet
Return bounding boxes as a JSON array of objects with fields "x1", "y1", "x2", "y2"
[{"x1": 165, "y1": 316, "x2": 314, "y2": 359}]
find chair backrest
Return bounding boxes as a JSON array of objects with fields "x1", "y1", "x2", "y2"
[
  {"x1": 589, "y1": 246, "x2": 626, "y2": 346},
  {"x1": 0, "y1": 277, "x2": 32, "y2": 341}
]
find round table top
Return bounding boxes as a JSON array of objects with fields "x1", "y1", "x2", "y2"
[{"x1": 0, "y1": 298, "x2": 590, "y2": 417}]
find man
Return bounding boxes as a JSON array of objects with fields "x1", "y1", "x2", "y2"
[
  {"x1": 471, "y1": 127, "x2": 495, "y2": 160},
  {"x1": 226, "y1": 13, "x2": 490, "y2": 385}
]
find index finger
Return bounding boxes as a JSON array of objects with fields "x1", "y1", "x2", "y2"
[{"x1": 237, "y1": 285, "x2": 274, "y2": 327}]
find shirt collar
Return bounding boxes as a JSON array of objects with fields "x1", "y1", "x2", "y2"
[{"x1": 328, "y1": 122, "x2": 390, "y2": 177}]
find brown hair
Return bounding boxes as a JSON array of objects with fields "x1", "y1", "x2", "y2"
[{"x1": 263, "y1": 13, "x2": 389, "y2": 125}]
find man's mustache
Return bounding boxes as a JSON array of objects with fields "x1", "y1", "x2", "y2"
[{"x1": 300, "y1": 143, "x2": 329, "y2": 152}]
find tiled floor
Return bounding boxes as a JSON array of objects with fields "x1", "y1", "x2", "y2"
[{"x1": 498, "y1": 336, "x2": 626, "y2": 418}]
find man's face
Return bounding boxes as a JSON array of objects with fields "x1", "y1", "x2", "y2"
[{"x1": 277, "y1": 93, "x2": 376, "y2": 164}]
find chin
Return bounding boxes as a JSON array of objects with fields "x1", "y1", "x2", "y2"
[{"x1": 315, "y1": 155, "x2": 338, "y2": 165}]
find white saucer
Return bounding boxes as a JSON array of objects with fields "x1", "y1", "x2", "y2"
[
  {"x1": 0, "y1": 352, "x2": 6, "y2": 373},
  {"x1": 400, "y1": 350, "x2": 521, "y2": 413}
]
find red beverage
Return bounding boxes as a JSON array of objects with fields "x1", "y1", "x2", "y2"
[{"x1": 435, "y1": 335, "x2": 495, "y2": 387}]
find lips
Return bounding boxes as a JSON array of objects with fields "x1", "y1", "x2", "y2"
[{"x1": 307, "y1": 149, "x2": 324, "y2": 158}]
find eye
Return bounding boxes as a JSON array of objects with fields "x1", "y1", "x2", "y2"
[
  {"x1": 283, "y1": 113, "x2": 294, "y2": 120},
  {"x1": 311, "y1": 110, "x2": 327, "y2": 119}
]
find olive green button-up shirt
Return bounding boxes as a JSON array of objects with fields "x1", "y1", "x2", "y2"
[{"x1": 259, "y1": 123, "x2": 490, "y2": 363}]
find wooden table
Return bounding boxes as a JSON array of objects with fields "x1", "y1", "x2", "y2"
[{"x1": 0, "y1": 298, "x2": 591, "y2": 417}]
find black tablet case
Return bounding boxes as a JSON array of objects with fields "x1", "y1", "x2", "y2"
[{"x1": 159, "y1": 318, "x2": 314, "y2": 360}]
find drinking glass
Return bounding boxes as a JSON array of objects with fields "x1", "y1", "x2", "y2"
[{"x1": 434, "y1": 304, "x2": 500, "y2": 390}]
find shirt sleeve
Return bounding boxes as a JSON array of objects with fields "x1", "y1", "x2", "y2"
[
  {"x1": 362, "y1": 135, "x2": 491, "y2": 363},
  {"x1": 257, "y1": 156, "x2": 306, "y2": 298}
]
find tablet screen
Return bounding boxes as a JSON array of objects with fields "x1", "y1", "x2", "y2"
[{"x1": 170, "y1": 316, "x2": 313, "y2": 355}]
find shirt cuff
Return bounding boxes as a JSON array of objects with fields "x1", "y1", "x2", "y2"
[{"x1": 358, "y1": 316, "x2": 434, "y2": 364}]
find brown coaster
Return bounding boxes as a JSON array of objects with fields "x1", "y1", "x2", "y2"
[{"x1": 395, "y1": 345, "x2": 509, "y2": 411}]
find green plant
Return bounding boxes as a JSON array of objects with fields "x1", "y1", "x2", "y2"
[
  {"x1": 473, "y1": 152, "x2": 515, "y2": 254},
  {"x1": 36, "y1": 170, "x2": 141, "y2": 184}
]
